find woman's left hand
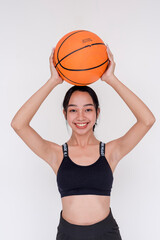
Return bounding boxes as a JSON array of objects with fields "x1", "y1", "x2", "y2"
[{"x1": 101, "y1": 45, "x2": 116, "y2": 84}]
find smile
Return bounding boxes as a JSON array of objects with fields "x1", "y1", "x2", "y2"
[{"x1": 74, "y1": 123, "x2": 89, "y2": 128}]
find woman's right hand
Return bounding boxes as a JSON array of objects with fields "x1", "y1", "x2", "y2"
[{"x1": 49, "y1": 47, "x2": 64, "y2": 85}]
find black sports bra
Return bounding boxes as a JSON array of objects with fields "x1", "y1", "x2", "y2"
[{"x1": 56, "y1": 141, "x2": 114, "y2": 198}]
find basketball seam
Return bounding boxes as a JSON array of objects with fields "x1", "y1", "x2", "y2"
[{"x1": 54, "y1": 30, "x2": 108, "y2": 85}]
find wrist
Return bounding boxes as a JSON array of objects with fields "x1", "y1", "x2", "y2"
[
  {"x1": 104, "y1": 74, "x2": 117, "y2": 85},
  {"x1": 48, "y1": 77, "x2": 59, "y2": 88},
  {"x1": 48, "y1": 77, "x2": 59, "y2": 84}
]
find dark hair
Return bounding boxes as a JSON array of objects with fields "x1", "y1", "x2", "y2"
[{"x1": 62, "y1": 85, "x2": 100, "y2": 132}]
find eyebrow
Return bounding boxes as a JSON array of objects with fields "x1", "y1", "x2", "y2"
[{"x1": 67, "y1": 104, "x2": 94, "y2": 108}]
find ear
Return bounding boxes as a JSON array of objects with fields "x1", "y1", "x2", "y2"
[
  {"x1": 97, "y1": 107, "x2": 100, "y2": 119},
  {"x1": 63, "y1": 109, "x2": 67, "y2": 120}
]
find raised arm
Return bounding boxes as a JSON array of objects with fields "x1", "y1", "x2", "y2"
[
  {"x1": 11, "y1": 48, "x2": 63, "y2": 168},
  {"x1": 101, "y1": 45, "x2": 156, "y2": 164}
]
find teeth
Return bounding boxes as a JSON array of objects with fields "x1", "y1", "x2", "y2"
[{"x1": 76, "y1": 123, "x2": 87, "y2": 126}]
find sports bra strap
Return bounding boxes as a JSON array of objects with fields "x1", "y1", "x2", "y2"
[
  {"x1": 100, "y1": 141, "x2": 105, "y2": 156},
  {"x1": 62, "y1": 141, "x2": 105, "y2": 158},
  {"x1": 62, "y1": 143, "x2": 68, "y2": 157}
]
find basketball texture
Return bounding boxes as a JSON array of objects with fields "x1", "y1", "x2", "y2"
[{"x1": 53, "y1": 30, "x2": 109, "y2": 86}]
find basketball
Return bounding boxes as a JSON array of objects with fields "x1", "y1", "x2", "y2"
[{"x1": 53, "y1": 30, "x2": 109, "y2": 86}]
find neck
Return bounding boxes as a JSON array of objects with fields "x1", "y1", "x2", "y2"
[{"x1": 68, "y1": 131, "x2": 99, "y2": 148}]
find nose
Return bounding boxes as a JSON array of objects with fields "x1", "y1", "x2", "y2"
[{"x1": 77, "y1": 110, "x2": 86, "y2": 121}]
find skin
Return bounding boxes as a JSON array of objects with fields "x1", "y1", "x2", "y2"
[
  {"x1": 55, "y1": 91, "x2": 115, "y2": 225},
  {"x1": 11, "y1": 45, "x2": 117, "y2": 225},
  {"x1": 52, "y1": 45, "x2": 118, "y2": 225},
  {"x1": 11, "y1": 44, "x2": 156, "y2": 226}
]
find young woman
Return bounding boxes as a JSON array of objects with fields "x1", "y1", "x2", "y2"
[{"x1": 11, "y1": 45, "x2": 156, "y2": 240}]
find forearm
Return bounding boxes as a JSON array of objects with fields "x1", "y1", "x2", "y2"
[
  {"x1": 11, "y1": 78, "x2": 58, "y2": 129},
  {"x1": 108, "y1": 75, "x2": 156, "y2": 125}
]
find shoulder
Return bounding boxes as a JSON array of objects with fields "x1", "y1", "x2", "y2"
[
  {"x1": 104, "y1": 140, "x2": 121, "y2": 173},
  {"x1": 104, "y1": 140, "x2": 120, "y2": 161},
  {"x1": 105, "y1": 141, "x2": 113, "y2": 154},
  {"x1": 44, "y1": 141, "x2": 64, "y2": 166},
  {"x1": 105, "y1": 140, "x2": 118, "y2": 160},
  {"x1": 48, "y1": 141, "x2": 63, "y2": 160},
  {"x1": 45, "y1": 141, "x2": 64, "y2": 173}
]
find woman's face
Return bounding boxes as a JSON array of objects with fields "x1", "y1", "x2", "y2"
[{"x1": 63, "y1": 91, "x2": 100, "y2": 133}]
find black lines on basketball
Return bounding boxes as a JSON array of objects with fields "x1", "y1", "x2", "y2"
[
  {"x1": 59, "y1": 57, "x2": 109, "y2": 71},
  {"x1": 56, "y1": 30, "x2": 87, "y2": 69},
  {"x1": 53, "y1": 30, "x2": 109, "y2": 85},
  {"x1": 56, "y1": 64, "x2": 91, "y2": 85},
  {"x1": 55, "y1": 43, "x2": 105, "y2": 69}
]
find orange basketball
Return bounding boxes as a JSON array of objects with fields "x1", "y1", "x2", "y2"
[{"x1": 53, "y1": 30, "x2": 109, "y2": 86}]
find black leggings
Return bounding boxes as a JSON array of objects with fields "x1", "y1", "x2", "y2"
[{"x1": 56, "y1": 207, "x2": 122, "y2": 240}]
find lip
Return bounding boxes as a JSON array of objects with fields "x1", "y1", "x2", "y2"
[
  {"x1": 74, "y1": 122, "x2": 89, "y2": 129},
  {"x1": 74, "y1": 122, "x2": 89, "y2": 125}
]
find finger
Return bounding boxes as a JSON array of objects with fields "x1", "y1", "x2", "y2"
[
  {"x1": 49, "y1": 54, "x2": 53, "y2": 62},
  {"x1": 105, "y1": 44, "x2": 111, "y2": 58},
  {"x1": 49, "y1": 54, "x2": 54, "y2": 65},
  {"x1": 106, "y1": 47, "x2": 112, "y2": 59},
  {"x1": 49, "y1": 47, "x2": 55, "y2": 60},
  {"x1": 107, "y1": 46, "x2": 114, "y2": 57},
  {"x1": 49, "y1": 50, "x2": 53, "y2": 58},
  {"x1": 105, "y1": 44, "x2": 111, "y2": 55},
  {"x1": 50, "y1": 47, "x2": 55, "y2": 58},
  {"x1": 107, "y1": 47, "x2": 114, "y2": 61},
  {"x1": 52, "y1": 47, "x2": 56, "y2": 53},
  {"x1": 104, "y1": 43, "x2": 114, "y2": 62}
]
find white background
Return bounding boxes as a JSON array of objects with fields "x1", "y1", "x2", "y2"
[{"x1": 1, "y1": 0, "x2": 160, "y2": 239}]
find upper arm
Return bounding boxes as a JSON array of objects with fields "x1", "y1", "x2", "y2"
[
  {"x1": 108, "y1": 120, "x2": 155, "y2": 164},
  {"x1": 11, "y1": 124, "x2": 58, "y2": 167}
]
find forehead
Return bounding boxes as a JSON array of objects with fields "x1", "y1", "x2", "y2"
[{"x1": 68, "y1": 91, "x2": 94, "y2": 106}]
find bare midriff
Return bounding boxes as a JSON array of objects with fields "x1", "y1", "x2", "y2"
[
  {"x1": 53, "y1": 142, "x2": 115, "y2": 226},
  {"x1": 60, "y1": 194, "x2": 111, "y2": 225}
]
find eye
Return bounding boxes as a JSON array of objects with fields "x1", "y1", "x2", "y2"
[
  {"x1": 69, "y1": 108, "x2": 93, "y2": 112},
  {"x1": 69, "y1": 109, "x2": 76, "y2": 112},
  {"x1": 85, "y1": 109, "x2": 92, "y2": 112}
]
